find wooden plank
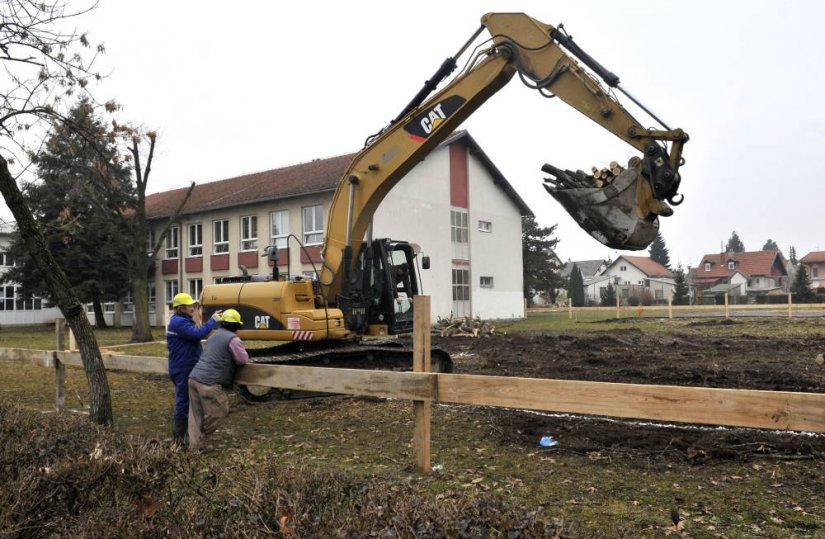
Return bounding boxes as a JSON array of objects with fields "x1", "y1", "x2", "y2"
[
  {"x1": 234, "y1": 363, "x2": 436, "y2": 401},
  {"x1": 412, "y1": 295, "x2": 432, "y2": 472},
  {"x1": 437, "y1": 374, "x2": 825, "y2": 432},
  {"x1": 55, "y1": 319, "x2": 66, "y2": 411},
  {"x1": 0, "y1": 348, "x2": 53, "y2": 367}
]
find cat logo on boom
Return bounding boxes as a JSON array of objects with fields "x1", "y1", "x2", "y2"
[{"x1": 404, "y1": 95, "x2": 466, "y2": 142}]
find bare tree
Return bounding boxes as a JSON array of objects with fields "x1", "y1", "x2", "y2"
[
  {"x1": 123, "y1": 131, "x2": 194, "y2": 342},
  {"x1": 0, "y1": 0, "x2": 113, "y2": 425}
]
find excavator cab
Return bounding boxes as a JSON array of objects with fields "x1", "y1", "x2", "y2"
[{"x1": 338, "y1": 239, "x2": 423, "y2": 336}]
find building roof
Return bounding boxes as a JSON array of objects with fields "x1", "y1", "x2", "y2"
[
  {"x1": 693, "y1": 250, "x2": 787, "y2": 283},
  {"x1": 145, "y1": 153, "x2": 354, "y2": 220},
  {"x1": 145, "y1": 130, "x2": 533, "y2": 220},
  {"x1": 616, "y1": 255, "x2": 673, "y2": 278},
  {"x1": 800, "y1": 251, "x2": 825, "y2": 264},
  {"x1": 561, "y1": 259, "x2": 606, "y2": 279}
]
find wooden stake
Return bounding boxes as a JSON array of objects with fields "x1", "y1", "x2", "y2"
[
  {"x1": 724, "y1": 292, "x2": 729, "y2": 319},
  {"x1": 668, "y1": 296, "x2": 673, "y2": 320},
  {"x1": 616, "y1": 293, "x2": 621, "y2": 319},
  {"x1": 788, "y1": 292, "x2": 792, "y2": 319},
  {"x1": 68, "y1": 325, "x2": 77, "y2": 351},
  {"x1": 568, "y1": 298, "x2": 573, "y2": 319},
  {"x1": 54, "y1": 318, "x2": 66, "y2": 411},
  {"x1": 412, "y1": 295, "x2": 432, "y2": 473}
]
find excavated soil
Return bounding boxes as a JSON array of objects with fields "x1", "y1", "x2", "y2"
[{"x1": 421, "y1": 322, "x2": 825, "y2": 461}]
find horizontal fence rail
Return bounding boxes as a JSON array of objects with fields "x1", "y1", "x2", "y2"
[{"x1": 2, "y1": 347, "x2": 823, "y2": 433}]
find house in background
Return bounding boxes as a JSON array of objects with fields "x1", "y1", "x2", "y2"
[
  {"x1": 0, "y1": 222, "x2": 61, "y2": 325},
  {"x1": 690, "y1": 250, "x2": 788, "y2": 303},
  {"x1": 800, "y1": 251, "x2": 825, "y2": 290},
  {"x1": 560, "y1": 259, "x2": 609, "y2": 305},
  {"x1": 144, "y1": 130, "x2": 532, "y2": 325},
  {"x1": 599, "y1": 255, "x2": 674, "y2": 304}
]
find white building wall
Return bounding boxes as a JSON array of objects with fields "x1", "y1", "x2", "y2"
[
  {"x1": 372, "y1": 148, "x2": 454, "y2": 320},
  {"x1": 466, "y1": 155, "x2": 525, "y2": 319}
]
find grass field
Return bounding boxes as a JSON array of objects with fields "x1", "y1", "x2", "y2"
[{"x1": 1, "y1": 316, "x2": 824, "y2": 537}]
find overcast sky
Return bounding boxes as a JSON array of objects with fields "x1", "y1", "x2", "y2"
[{"x1": 5, "y1": 1, "x2": 825, "y2": 268}]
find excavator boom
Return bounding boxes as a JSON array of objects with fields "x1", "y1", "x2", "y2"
[{"x1": 319, "y1": 12, "x2": 688, "y2": 301}]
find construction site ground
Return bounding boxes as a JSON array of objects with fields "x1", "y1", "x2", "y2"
[{"x1": 2, "y1": 317, "x2": 824, "y2": 537}]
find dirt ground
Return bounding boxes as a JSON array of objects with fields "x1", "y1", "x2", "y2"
[{"x1": 417, "y1": 320, "x2": 825, "y2": 462}]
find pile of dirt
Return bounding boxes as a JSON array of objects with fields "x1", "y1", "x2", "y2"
[{"x1": 423, "y1": 329, "x2": 825, "y2": 461}]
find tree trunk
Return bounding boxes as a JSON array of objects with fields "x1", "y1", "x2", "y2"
[
  {"x1": 92, "y1": 292, "x2": 108, "y2": 329},
  {"x1": 0, "y1": 155, "x2": 113, "y2": 426},
  {"x1": 130, "y1": 273, "x2": 153, "y2": 342}
]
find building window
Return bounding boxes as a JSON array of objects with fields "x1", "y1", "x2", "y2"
[
  {"x1": 620, "y1": 265, "x2": 627, "y2": 271},
  {"x1": 188, "y1": 278, "x2": 203, "y2": 301},
  {"x1": 0, "y1": 252, "x2": 13, "y2": 267},
  {"x1": 478, "y1": 220, "x2": 492, "y2": 233},
  {"x1": 165, "y1": 280, "x2": 179, "y2": 306},
  {"x1": 122, "y1": 291, "x2": 133, "y2": 313},
  {"x1": 270, "y1": 210, "x2": 289, "y2": 249},
  {"x1": 480, "y1": 276, "x2": 494, "y2": 288},
  {"x1": 188, "y1": 223, "x2": 203, "y2": 257},
  {"x1": 213, "y1": 220, "x2": 229, "y2": 254},
  {"x1": 240, "y1": 215, "x2": 258, "y2": 251},
  {"x1": 813, "y1": 265, "x2": 819, "y2": 278},
  {"x1": 704, "y1": 262, "x2": 711, "y2": 271},
  {"x1": 451, "y1": 210, "x2": 468, "y2": 243},
  {"x1": 2, "y1": 284, "x2": 16, "y2": 310},
  {"x1": 148, "y1": 281, "x2": 156, "y2": 313},
  {"x1": 303, "y1": 205, "x2": 324, "y2": 245},
  {"x1": 164, "y1": 226, "x2": 179, "y2": 259},
  {"x1": 727, "y1": 261, "x2": 735, "y2": 270},
  {"x1": 452, "y1": 269, "x2": 470, "y2": 301},
  {"x1": 147, "y1": 230, "x2": 155, "y2": 255}
]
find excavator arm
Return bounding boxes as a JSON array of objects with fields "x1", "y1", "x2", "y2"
[{"x1": 319, "y1": 12, "x2": 688, "y2": 303}]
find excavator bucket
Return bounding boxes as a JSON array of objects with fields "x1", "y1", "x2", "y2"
[{"x1": 542, "y1": 157, "x2": 672, "y2": 251}]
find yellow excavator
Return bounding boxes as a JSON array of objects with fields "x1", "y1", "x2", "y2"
[{"x1": 200, "y1": 12, "x2": 688, "y2": 389}]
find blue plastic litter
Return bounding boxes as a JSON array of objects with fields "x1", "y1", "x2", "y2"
[{"x1": 539, "y1": 436, "x2": 559, "y2": 448}]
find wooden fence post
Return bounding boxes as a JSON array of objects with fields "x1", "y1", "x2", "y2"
[
  {"x1": 568, "y1": 298, "x2": 572, "y2": 319},
  {"x1": 668, "y1": 296, "x2": 673, "y2": 320},
  {"x1": 616, "y1": 293, "x2": 620, "y2": 319},
  {"x1": 412, "y1": 295, "x2": 432, "y2": 473},
  {"x1": 788, "y1": 292, "x2": 793, "y2": 319},
  {"x1": 54, "y1": 318, "x2": 66, "y2": 411},
  {"x1": 724, "y1": 292, "x2": 729, "y2": 319}
]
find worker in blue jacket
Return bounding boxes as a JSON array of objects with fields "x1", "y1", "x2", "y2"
[{"x1": 167, "y1": 292, "x2": 221, "y2": 445}]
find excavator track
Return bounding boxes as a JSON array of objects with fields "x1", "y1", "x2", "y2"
[{"x1": 235, "y1": 339, "x2": 453, "y2": 401}]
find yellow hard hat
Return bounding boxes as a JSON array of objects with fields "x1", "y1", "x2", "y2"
[
  {"x1": 221, "y1": 309, "x2": 242, "y2": 324},
  {"x1": 172, "y1": 292, "x2": 195, "y2": 307}
]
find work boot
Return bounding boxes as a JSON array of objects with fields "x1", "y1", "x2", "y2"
[{"x1": 172, "y1": 417, "x2": 189, "y2": 447}]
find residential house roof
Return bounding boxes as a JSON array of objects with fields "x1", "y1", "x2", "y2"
[
  {"x1": 561, "y1": 259, "x2": 607, "y2": 279},
  {"x1": 617, "y1": 255, "x2": 673, "y2": 278},
  {"x1": 145, "y1": 130, "x2": 533, "y2": 220},
  {"x1": 692, "y1": 250, "x2": 787, "y2": 284},
  {"x1": 800, "y1": 251, "x2": 825, "y2": 264}
]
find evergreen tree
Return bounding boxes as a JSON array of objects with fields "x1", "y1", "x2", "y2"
[
  {"x1": 6, "y1": 99, "x2": 133, "y2": 328},
  {"x1": 567, "y1": 264, "x2": 586, "y2": 307},
  {"x1": 672, "y1": 265, "x2": 690, "y2": 305},
  {"x1": 725, "y1": 231, "x2": 746, "y2": 253},
  {"x1": 789, "y1": 246, "x2": 798, "y2": 265},
  {"x1": 648, "y1": 232, "x2": 671, "y2": 269},
  {"x1": 762, "y1": 239, "x2": 779, "y2": 251},
  {"x1": 600, "y1": 281, "x2": 616, "y2": 307},
  {"x1": 791, "y1": 265, "x2": 815, "y2": 303},
  {"x1": 522, "y1": 216, "x2": 563, "y2": 306}
]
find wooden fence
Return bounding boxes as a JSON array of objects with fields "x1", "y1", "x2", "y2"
[
  {"x1": 1, "y1": 305, "x2": 823, "y2": 472},
  {"x1": 534, "y1": 293, "x2": 825, "y2": 320}
]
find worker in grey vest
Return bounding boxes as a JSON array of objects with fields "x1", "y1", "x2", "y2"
[{"x1": 187, "y1": 308, "x2": 249, "y2": 451}]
